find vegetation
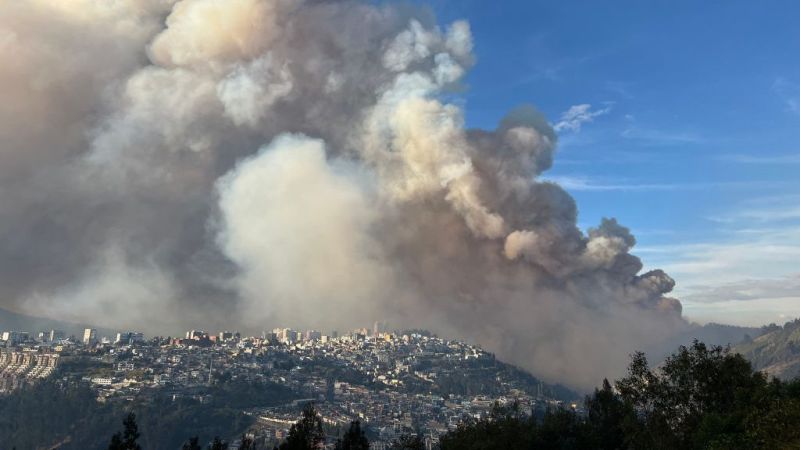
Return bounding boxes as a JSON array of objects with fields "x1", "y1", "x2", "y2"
[
  {"x1": 277, "y1": 403, "x2": 326, "y2": 450},
  {"x1": 440, "y1": 341, "x2": 800, "y2": 449},
  {"x1": 334, "y1": 420, "x2": 370, "y2": 450},
  {"x1": 0, "y1": 379, "x2": 103, "y2": 449},
  {"x1": 209, "y1": 436, "x2": 228, "y2": 450},
  {"x1": 107, "y1": 412, "x2": 142, "y2": 450},
  {"x1": 240, "y1": 434, "x2": 256, "y2": 450},
  {"x1": 734, "y1": 318, "x2": 800, "y2": 379},
  {"x1": 0, "y1": 378, "x2": 294, "y2": 449},
  {"x1": 181, "y1": 436, "x2": 202, "y2": 450}
]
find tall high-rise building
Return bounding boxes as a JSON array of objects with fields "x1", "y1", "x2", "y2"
[
  {"x1": 82, "y1": 328, "x2": 97, "y2": 345},
  {"x1": 49, "y1": 329, "x2": 65, "y2": 342},
  {"x1": 218, "y1": 331, "x2": 233, "y2": 341},
  {"x1": 1, "y1": 331, "x2": 23, "y2": 344},
  {"x1": 263, "y1": 332, "x2": 278, "y2": 344},
  {"x1": 186, "y1": 330, "x2": 208, "y2": 340},
  {"x1": 115, "y1": 331, "x2": 145, "y2": 344},
  {"x1": 305, "y1": 330, "x2": 322, "y2": 341},
  {"x1": 2, "y1": 331, "x2": 11, "y2": 342},
  {"x1": 355, "y1": 327, "x2": 369, "y2": 337},
  {"x1": 272, "y1": 328, "x2": 298, "y2": 344}
]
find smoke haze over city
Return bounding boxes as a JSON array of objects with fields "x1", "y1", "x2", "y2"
[{"x1": 0, "y1": 0, "x2": 727, "y2": 389}]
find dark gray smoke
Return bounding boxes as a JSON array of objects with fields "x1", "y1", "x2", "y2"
[{"x1": 0, "y1": 0, "x2": 686, "y2": 388}]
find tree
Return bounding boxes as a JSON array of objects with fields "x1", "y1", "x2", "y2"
[
  {"x1": 742, "y1": 378, "x2": 800, "y2": 449},
  {"x1": 182, "y1": 436, "x2": 202, "y2": 450},
  {"x1": 209, "y1": 436, "x2": 229, "y2": 450},
  {"x1": 537, "y1": 407, "x2": 592, "y2": 449},
  {"x1": 122, "y1": 413, "x2": 143, "y2": 450},
  {"x1": 335, "y1": 420, "x2": 369, "y2": 450},
  {"x1": 108, "y1": 412, "x2": 142, "y2": 450},
  {"x1": 278, "y1": 403, "x2": 326, "y2": 450},
  {"x1": 615, "y1": 340, "x2": 770, "y2": 449},
  {"x1": 240, "y1": 434, "x2": 255, "y2": 450},
  {"x1": 439, "y1": 402, "x2": 540, "y2": 450},
  {"x1": 439, "y1": 341, "x2": 800, "y2": 450},
  {"x1": 108, "y1": 433, "x2": 123, "y2": 450},
  {"x1": 584, "y1": 378, "x2": 633, "y2": 449}
]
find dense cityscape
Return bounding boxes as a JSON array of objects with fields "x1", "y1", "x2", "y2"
[{"x1": 0, "y1": 323, "x2": 572, "y2": 449}]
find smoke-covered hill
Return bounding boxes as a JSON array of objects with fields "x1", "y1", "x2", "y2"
[
  {"x1": 665, "y1": 322, "x2": 761, "y2": 349},
  {"x1": 0, "y1": 306, "x2": 111, "y2": 339},
  {"x1": 734, "y1": 319, "x2": 800, "y2": 379}
]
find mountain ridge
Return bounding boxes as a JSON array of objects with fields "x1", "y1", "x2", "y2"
[{"x1": 734, "y1": 319, "x2": 800, "y2": 379}]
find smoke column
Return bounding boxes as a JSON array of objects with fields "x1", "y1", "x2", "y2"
[{"x1": 0, "y1": 0, "x2": 686, "y2": 388}]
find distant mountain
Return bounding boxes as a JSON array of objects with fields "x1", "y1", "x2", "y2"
[
  {"x1": 683, "y1": 322, "x2": 763, "y2": 346},
  {"x1": 654, "y1": 322, "x2": 762, "y2": 360},
  {"x1": 0, "y1": 306, "x2": 112, "y2": 339},
  {"x1": 734, "y1": 319, "x2": 800, "y2": 379}
]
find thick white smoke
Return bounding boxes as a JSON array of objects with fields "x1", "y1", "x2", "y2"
[
  {"x1": 216, "y1": 134, "x2": 391, "y2": 330},
  {"x1": 0, "y1": 0, "x2": 686, "y2": 388}
]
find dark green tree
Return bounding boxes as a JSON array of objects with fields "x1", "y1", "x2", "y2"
[
  {"x1": 209, "y1": 436, "x2": 228, "y2": 450},
  {"x1": 122, "y1": 412, "x2": 142, "y2": 450},
  {"x1": 440, "y1": 402, "x2": 541, "y2": 450},
  {"x1": 584, "y1": 379, "x2": 633, "y2": 449},
  {"x1": 335, "y1": 420, "x2": 369, "y2": 450},
  {"x1": 616, "y1": 341, "x2": 770, "y2": 449},
  {"x1": 278, "y1": 403, "x2": 326, "y2": 450},
  {"x1": 438, "y1": 341, "x2": 800, "y2": 450},
  {"x1": 537, "y1": 407, "x2": 593, "y2": 449},
  {"x1": 108, "y1": 433, "x2": 123, "y2": 450},
  {"x1": 741, "y1": 377, "x2": 800, "y2": 449},
  {"x1": 240, "y1": 434, "x2": 255, "y2": 450},
  {"x1": 182, "y1": 436, "x2": 202, "y2": 450},
  {"x1": 108, "y1": 412, "x2": 142, "y2": 450}
]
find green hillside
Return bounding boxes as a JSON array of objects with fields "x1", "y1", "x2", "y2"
[{"x1": 734, "y1": 319, "x2": 800, "y2": 379}]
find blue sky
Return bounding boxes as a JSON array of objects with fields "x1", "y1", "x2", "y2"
[{"x1": 419, "y1": 0, "x2": 800, "y2": 326}]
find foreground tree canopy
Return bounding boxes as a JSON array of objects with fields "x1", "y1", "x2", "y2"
[{"x1": 441, "y1": 341, "x2": 800, "y2": 449}]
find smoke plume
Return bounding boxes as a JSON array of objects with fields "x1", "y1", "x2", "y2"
[{"x1": 0, "y1": 0, "x2": 686, "y2": 388}]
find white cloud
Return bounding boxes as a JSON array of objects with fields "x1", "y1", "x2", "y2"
[
  {"x1": 544, "y1": 175, "x2": 793, "y2": 193},
  {"x1": 723, "y1": 153, "x2": 800, "y2": 164},
  {"x1": 543, "y1": 175, "x2": 677, "y2": 192},
  {"x1": 709, "y1": 207, "x2": 800, "y2": 224},
  {"x1": 681, "y1": 275, "x2": 800, "y2": 303},
  {"x1": 553, "y1": 103, "x2": 611, "y2": 133},
  {"x1": 706, "y1": 194, "x2": 800, "y2": 223},
  {"x1": 683, "y1": 297, "x2": 800, "y2": 327},
  {"x1": 638, "y1": 226, "x2": 800, "y2": 325}
]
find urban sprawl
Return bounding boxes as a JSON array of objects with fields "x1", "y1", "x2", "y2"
[{"x1": 0, "y1": 324, "x2": 571, "y2": 449}]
